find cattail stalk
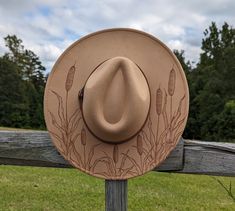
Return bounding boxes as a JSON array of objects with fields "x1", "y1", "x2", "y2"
[
  {"x1": 87, "y1": 144, "x2": 101, "y2": 170},
  {"x1": 168, "y1": 67, "x2": 176, "y2": 144},
  {"x1": 155, "y1": 87, "x2": 163, "y2": 161},
  {"x1": 80, "y1": 127, "x2": 86, "y2": 168},
  {"x1": 65, "y1": 63, "x2": 76, "y2": 130},
  {"x1": 137, "y1": 135, "x2": 144, "y2": 172},
  {"x1": 113, "y1": 145, "x2": 119, "y2": 164},
  {"x1": 156, "y1": 87, "x2": 163, "y2": 115},
  {"x1": 137, "y1": 135, "x2": 143, "y2": 156},
  {"x1": 168, "y1": 67, "x2": 176, "y2": 122}
]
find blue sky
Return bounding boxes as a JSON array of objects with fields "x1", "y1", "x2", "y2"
[{"x1": 0, "y1": 0, "x2": 234, "y2": 72}]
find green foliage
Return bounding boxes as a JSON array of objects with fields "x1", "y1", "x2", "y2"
[
  {"x1": 0, "y1": 58, "x2": 29, "y2": 127},
  {"x1": 177, "y1": 22, "x2": 235, "y2": 142},
  {"x1": 4, "y1": 35, "x2": 46, "y2": 83},
  {"x1": 0, "y1": 35, "x2": 46, "y2": 129},
  {"x1": 216, "y1": 100, "x2": 235, "y2": 141}
]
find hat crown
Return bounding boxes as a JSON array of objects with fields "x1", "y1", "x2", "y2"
[{"x1": 82, "y1": 56, "x2": 150, "y2": 143}]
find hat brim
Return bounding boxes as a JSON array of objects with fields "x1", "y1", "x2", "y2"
[{"x1": 44, "y1": 28, "x2": 189, "y2": 179}]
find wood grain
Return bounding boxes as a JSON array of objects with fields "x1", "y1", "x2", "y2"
[
  {"x1": 105, "y1": 180, "x2": 127, "y2": 211},
  {"x1": 0, "y1": 131, "x2": 69, "y2": 167},
  {"x1": 179, "y1": 140, "x2": 235, "y2": 176},
  {"x1": 0, "y1": 131, "x2": 234, "y2": 176}
]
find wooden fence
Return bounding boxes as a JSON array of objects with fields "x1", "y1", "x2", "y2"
[{"x1": 0, "y1": 131, "x2": 234, "y2": 176}]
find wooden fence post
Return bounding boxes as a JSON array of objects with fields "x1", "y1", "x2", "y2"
[{"x1": 105, "y1": 180, "x2": 128, "y2": 211}]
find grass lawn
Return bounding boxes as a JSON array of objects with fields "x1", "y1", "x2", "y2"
[{"x1": 0, "y1": 165, "x2": 234, "y2": 210}]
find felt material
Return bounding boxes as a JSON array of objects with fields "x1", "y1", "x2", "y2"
[{"x1": 44, "y1": 28, "x2": 189, "y2": 179}]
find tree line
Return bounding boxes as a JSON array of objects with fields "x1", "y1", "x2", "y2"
[
  {"x1": 0, "y1": 35, "x2": 46, "y2": 129},
  {"x1": 0, "y1": 22, "x2": 234, "y2": 142},
  {"x1": 178, "y1": 22, "x2": 235, "y2": 142}
]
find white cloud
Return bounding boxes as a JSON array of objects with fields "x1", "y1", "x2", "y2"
[
  {"x1": 168, "y1": 40, "x2": 184, "y2": 50},
  {"x1": 0, "y1": 0, "x2": 234, "y2": 72},
  {"x1": 31, "y1": 44, "x2": 62, "y2": 61},
  {"x1": 162, "y1": 25, "x2": 185, "y2": 37}
]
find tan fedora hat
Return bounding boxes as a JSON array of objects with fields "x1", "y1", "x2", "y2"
[{"x1": 44, "y1": 28, "x2": 189, "y2": 179}]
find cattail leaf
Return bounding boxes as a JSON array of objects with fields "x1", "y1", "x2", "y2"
[
  {"x1": 70, "y1": 132, "x2": 80, "y2": 145},
  {"x1": 48, "y1": 111, "x2": 64, "y2": 132},
  {"x1": 177, "y1": 95, "x2": 185, "y2": 114},
  {"x1": 51, "y1": 90, "x2": 65, "y2": 125},
  {"x1": 68, "y1": 108, "x2": 80, "y2": 126},
  {"x1": 69, "y1": 117, "x2": 81, "y2": 135},
  {"x1": 87, "y1": 143, "x2": 101, "y2": 169}
]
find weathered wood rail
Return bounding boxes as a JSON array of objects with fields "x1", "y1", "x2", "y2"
[{"x1": 0, "y1": 131, "x2": 234, "y2": 176}]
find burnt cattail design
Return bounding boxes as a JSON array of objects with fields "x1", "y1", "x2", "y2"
[
  {"x1": 65, "y1": 64, "x2": 76, "y2": 92},
  {"x1": 168, "y1": 68, "x2": 176, "y2": 96},
  {"x1": 81, "y1": 127, "x2": 86, "y2": 146},
  {"x1": 49, "y1": 112, "x2": 56, "y2": 125},
  {"x1": 113, "y1": 145, "x2": 119, "y2": 164},
  {"x1": 137, "y1": 134, "x2": 143, "y2": 156},
  {"x1": 156, "y1": 87, "x2": 163, "y2": 115}
]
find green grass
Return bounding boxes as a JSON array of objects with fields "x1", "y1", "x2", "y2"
[{"x1": 0, "y1": 166, "x2": 234, "y2": 210}]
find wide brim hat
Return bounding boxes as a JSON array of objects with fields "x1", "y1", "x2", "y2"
[{"x1": 44, "y1": 28, "x2": 189, "y2": 179}]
